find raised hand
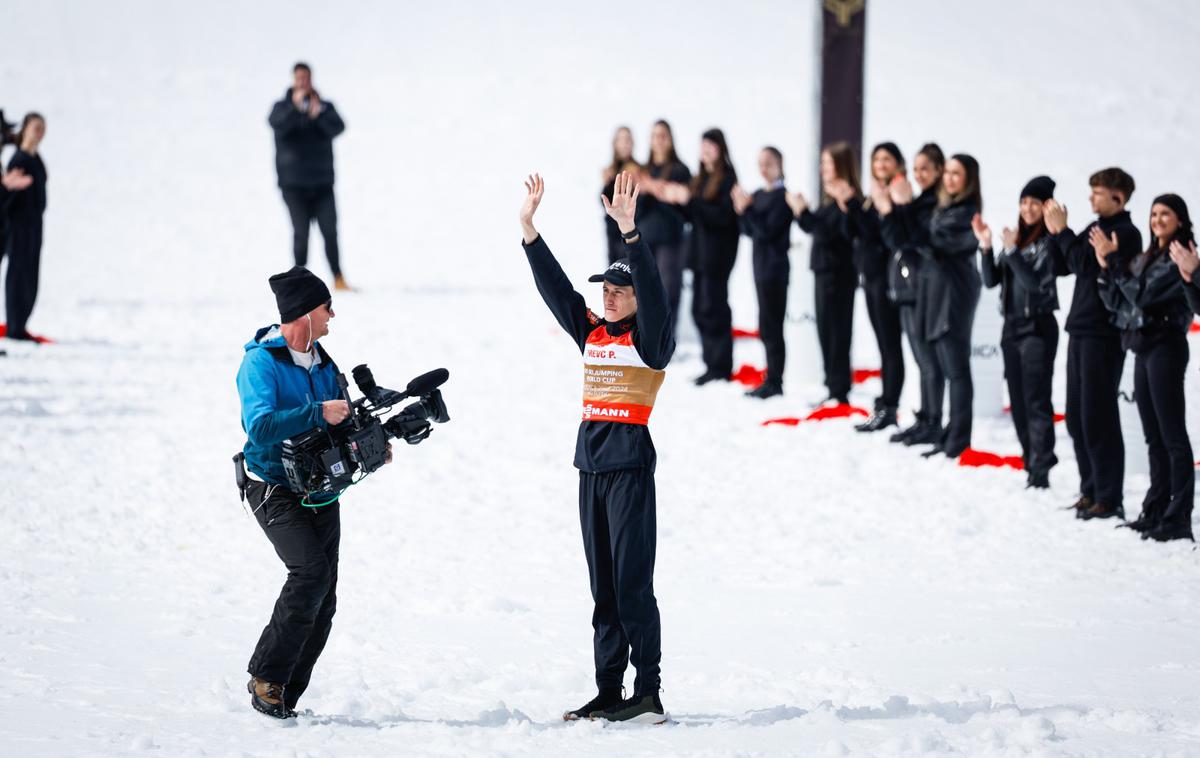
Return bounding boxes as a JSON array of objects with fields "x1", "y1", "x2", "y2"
[
  {"x1": 730, "y1": 184, "x2": 752, "y2": 215},
  {"x1": 888, "y1": 174, "x2": 913, "y2": 204},
  {"x1": 520, "y1": 173, "x2": 545, "y2": 243},
  {"x1": 1169, "y1": 239, "x2": 1200, "y2": 283},
  {"x1": 307, "y1": 94, "x2": 322, "y2": 118},
  {"x1": 786, "y1": 191, "x2": 808, "y2": 217},
  {"x1": 824, "y1": 178, "x2": 854, "y2": 209},
  {"x1": 1001, "y1": 226, "x2": 1018, "y2": 250},
  {"x1": 1089, "y1": 226, "x2": 1118, "y2": 270},
  {"x1": 1043, "y1": 200, "x2": 1068, "y2": 234},
  {"x1": 601, "y1": 170, "x2": 640, "y2": 234},
  {"x1": 869, "y1": 179, "x2": 892, "y2": 215},
  {"x1": 0, "y1": 167, "x2": 31, "y2": 191},
  {"x1": 971, "y1": 213, "x2": 992, "y2": 248}
]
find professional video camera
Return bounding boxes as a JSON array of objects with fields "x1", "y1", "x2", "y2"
[{"x1": 280, "y1": 364, "x2": 450, "y2": 499}]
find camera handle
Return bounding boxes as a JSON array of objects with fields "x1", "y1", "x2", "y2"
[{"x1": 336, "y1": 373, "x2": 364, "y2": 431}]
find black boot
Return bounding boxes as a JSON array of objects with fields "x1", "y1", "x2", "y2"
[
  {"x1": 856, "y1": 406, "x2": 898, "y2": 432},
  {"x1": 890, "y1": 414, "x2": 924, "y2": 443},
  {"x1": 1026, "y1": 470, "x2": 1050, "y2": 489},
  {"x1": 694, "y1": 371, "x2": 728, "y2": 386},
  {"x1": 564, "y1": 687, "x2": 623, "y2": 721},
  {"x1": 746, "y1": 381, "x2": 783, "y2": 399},
  {"x1": 1146, "y1": 521, "x2": 1195, "y2": 543},
  {"x1": 903, "y1": 419, "x2": 943, "y2": 446},
  {"x1": 247, "y1": 677, "x2": 295, "y2": 720}
]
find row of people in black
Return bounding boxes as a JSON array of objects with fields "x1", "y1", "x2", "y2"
[
  {"x1": 601, "y1": 124, "x2": 1197, "y2": 543},
  {"x1": 0, "y1": 110, "x2": 47, "y2": 344}
]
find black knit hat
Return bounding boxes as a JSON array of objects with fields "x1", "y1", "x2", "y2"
[
  {"x1": 871, "y1": 141, "x2": 904, "y2": 167},
  {"x1": 1020, "y1": 175, "x2": 1056, "y2": 202},
  {"x1": 269, "y1": 266, "x2": 331, "y2": 323}
]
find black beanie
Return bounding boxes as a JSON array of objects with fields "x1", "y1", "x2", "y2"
[
  {"x1": 1151, "y1": 193, "x2": 1195, "y2": 246},
  {"x1": 269, "y1": 266, "x2": 331, "y2": 323},
  {"x1": 1020, "y1": 175, "x2": 1056, "y2": 202},
  {"x1": 872, "y1": 141, "x2": 904, "y2": 166}
]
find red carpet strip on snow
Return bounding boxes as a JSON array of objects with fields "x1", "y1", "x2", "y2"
[
  {"x1": 852, "y1": 368, "x2": 881, "y2": 385},
  {"x1": 762, "y1": 404, "x2": 871, "y2": 427},
  {"x1": 732, "y1": 327, "x2": 760, "y2": 339},
  {"x1": 0, "y1": 324, "x2": 53, "y2": 344},
  {"x1": 1002, "y1": 405, "x2": 1065, "y2": 423},
  {"x1": 1190, "y1": 319, "x2": 1200, "y2": 333},
  {"x1": 732, "y1": 364, "x2": 767, "y2": 388},
  {"x1": 957, "y1": 447, "x2": 1024, "y2": 470}
]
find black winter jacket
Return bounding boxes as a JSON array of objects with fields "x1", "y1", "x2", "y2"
[
  {"x1": 880, "y1": 188, "x2": 938, "y2": 305},
  {"x1": 269, "y1": 89, "x2": 346, "y2": 189},
  {"x1": 1099, "y1": 244, "x2": 1192, "y2": 353},
  {"x1": 980, "y1": 235, "x2": 1060, "y2": 324},
  {"x1": 523, "y1": 235, "x2": 675, "y2": 473},
  {"x1": 845, "y1": 196, "x2": 888, "y2": 281},
  {"x1": 688, "y1": 174, "x2": 740, "y2": 269},
  {"x1": 797, "y1": 201, "x2": 855, "y2": 274},
  {"x1": 908, "y1": 200, "x2": 982, "y2": 341},
  {"x1": 5, "y1": 149, "x2": 46, "y2": 221},
  {"x1": 637, "y1": 161, "x2": 692, "y2": 248},
  {"x1": 1054, "y1": 210, "x2": 1142, "y2": 338},
  {"x1": 739, "y1": 186, "x2": 792, "y2": 281}
]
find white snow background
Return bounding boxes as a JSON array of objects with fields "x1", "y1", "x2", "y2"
[{"x1": 2, "y1": 1, "x2": 1199, "y2": 756}]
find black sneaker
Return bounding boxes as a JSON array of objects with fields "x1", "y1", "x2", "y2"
[
  {"x1": 590, "y1": 693, "x2": 668, "y2": 724},
  {"x1": 247, "y1": 677, "x2": 296, "y2": 720},
  {"x1": 563, "y1": 688, "x2": 622, "y2": 721},
  {"x1": 855, "y1": 406, "x2": 897, "y2": 432}
]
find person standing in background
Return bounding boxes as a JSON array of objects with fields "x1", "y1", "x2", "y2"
[
  {"x1": 788, "y1": 142, "x2": 859, "y2": 406},
  {"x1": 732, "y1": 146, "x2": 792, "y2": 399},
  {"x1": 878, "y1": 143, "x2": 945, "y2": 446},
  {"x1": 269, "y1": 62, "x2": 350, "y2": 291},
  {"x1": 1100, "y1": 194, "x2": 1194, "y2": 541},
  {"x1": 974, "y1": 177, "x2": 1061, "y2": 489},
  {"x1": 687, "y1": 128, "x2": 740, "y2": 386},
  {"x1": 844, "y1": 142, "x2": 907, "y2": 431},
  {"x1": 4, "y1": 113, "x2": 47, "y2": 342},
  {"x1": 601, "y1": 127, "x2": 642, "y2": 264},
  {"x1": 636, "y1": 120, "x2": 692, "y2": 334},
  {"x1": 1044, "y1": 168, "x2": 1140, "y2": 521}
]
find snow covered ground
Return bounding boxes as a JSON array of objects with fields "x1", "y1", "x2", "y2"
[{"x1": 2, "y1": 1, "x2": 1199, "y2": 755}]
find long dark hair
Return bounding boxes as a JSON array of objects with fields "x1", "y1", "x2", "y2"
[
  {"x1": 692, "y1": 127, "x2": 737, "y2": 202},
  {"x1": 820, "y1": 141, "x2": 861, "y2": 206},
  {"x1": 939, "y1": 153, "x2": 982, "y2": 212},
  {"x1": 1017, "y1": 215, "x2": 1047, "y2": 249},
  {"x1": 16, "y1": 112, "x2": 44, "y2": 149},
  {"x1": 646, "y1": 119, "x2": 681, "y2": 170}
]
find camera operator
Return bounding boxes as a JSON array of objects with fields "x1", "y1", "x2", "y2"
[
  {"x1": 521, "y1": 171, "x2": 673, "y2": 725},
  {"x1": 235, "y1": 266, "x2": 389, "y2": 719}
]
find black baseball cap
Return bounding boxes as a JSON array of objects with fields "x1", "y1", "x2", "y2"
[{"x1": 587, "y1": 258, "x2": 633, "y2": 287}]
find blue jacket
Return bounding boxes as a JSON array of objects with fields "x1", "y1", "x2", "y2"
[{"x1": 237, "y1": 325, "x2": 341, "y2": 485}]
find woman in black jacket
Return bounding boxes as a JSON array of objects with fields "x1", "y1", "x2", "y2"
[
  {"x1": 973, "y1": 176, "x2": 1061, "y2": 488},
  {"x1": 788, "y1": 142, "x2": 859, "y2": 405},
  {"x1": 906, "y1": 154, "x2": 983, "y2": 458},
  {"x1": 637, "y1": 120, "x2": 692, "y2": 331},
  {"x1": 1099, "y1": 194, "x2": 1194, "y2": 542},
  {"x1": 845, "y1": 142, "x2": 907, "y2": 431},
  {"x1": 732, "y1": 146, "x2": 792, "y2": 398},
  {"x1": 687, "y1": 128, "x2": 739, "y2": 385},
  {"x1": 878, "y1": 144, "x2": 946, "y2": 445},
  {"x1": 601, "y1": 126, "x2": 642, "y2": 264},
  {"x1": 4, "y1": 112, "x2": 47, "y2": 342}
]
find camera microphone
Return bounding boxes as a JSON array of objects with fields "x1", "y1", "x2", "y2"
[
  {"x1": 406, "y1": 368, "x2": 449, "y2": 396},
  {"x1": 351, "y1": 364, "x2": 377, "y2": 397}
]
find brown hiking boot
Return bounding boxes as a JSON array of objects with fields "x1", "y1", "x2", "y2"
[
  {"x1": 247, "y1": 677, "x2": 295, "y2": 719},
  {"x1": 334, "y1": 275, "x2": 353, "y2": 292},
  {"x1": 1081, "y1": 502, "x2": 1124, "y2": 521},
  {"x1": 1067, "y1": 496, "x2": 1092, "y2": 518}
]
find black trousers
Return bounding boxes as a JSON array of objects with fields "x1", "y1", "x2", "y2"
[
  {"x1": 755, "y1": 275, "x2": 788, "y2": 385},
  {"x1": 932, "y1": 333, "x2": 973, "y2": 456},
  {"x1": 281, "y1": 186, "x2": 342, "y2": 276},
  {"x1": 4, "y1": 215, "x2": 42, "y2": 338},
  {"x1": 246, "y1": 481, "x2": 340, "y2": 709},
  {"x1": 1064, "y1": 335, "x2": 1126, "y2": 507},
  {"x1": 862, "y1": 275, "x2": 905, "y2": 409},
  {"x1": 652, "y1": 239, "x2": 686, "y2": 337},
  {"x1": 1133, "y1": 335, "x2": 1194, "y2": 529},
  {"x1": 899, "y1": 302, "x2": 944, "y2": 423},
  {"x1": 579, "y1": 468, "x2": 661, "y2": 696},
  {"x1": 692, "y1": 244, "x2": 737, "y2": 377},
  {"x1": 814, "y1": 268, "x2": 856, "y2": 401},
  {"x1": 1001, "y1": 316, "x2": 1059, "y2": 475}
]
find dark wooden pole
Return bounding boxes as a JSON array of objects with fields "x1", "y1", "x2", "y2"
[{"x1": 818, "y1": 0, "x2": 867, "y2": 167}]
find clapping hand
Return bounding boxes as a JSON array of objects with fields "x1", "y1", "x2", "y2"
[
  {"x1": 888, "y1": 174, "x2": 913, "y2": 204},
  {"x1": 785, "y1": 191, "x2": 808, "y2": 217},
  {"x1": 0, "y1": 167, "x2": 31, "y2": 191},
  {"x1": 824, "y1": 178, "x2": 854, "y2": 210},
  {"x1": 1043, "y1": 200, "x2": 1068, "y2": 234},
  {"x1": 1001, "y1": 227, "x2": 1018, "y2": 250},
  {"x1": 971, "y1": 213, "x2": 992, "y2": 249},
  {"x1": 1089, "y1": 225, "x2": 1118, "y2": 269},
  {"x1": 1169, "y1": 239, "x2": 1200, "y2": 283},
  {"x1": 731, "y1": 184, "x2": 752, "y2": 215},
  {"x1": 869, "y1": 179, "x2": 892, "y2": 215}
]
